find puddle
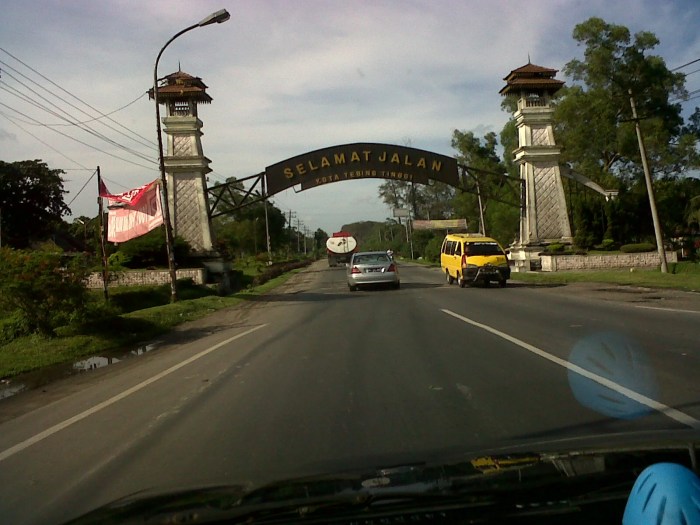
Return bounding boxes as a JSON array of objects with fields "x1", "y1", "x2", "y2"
[
  {"x1": 0, "y1": 380, "x2": 27, "y2": 400},
  {"x1": 0, "y1": 342, "x2": 162, "y2": 401}
]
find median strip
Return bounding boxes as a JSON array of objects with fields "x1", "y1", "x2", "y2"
[
  {"x1": 0, "y1": 324, "x2": 268, "y2": 463},
  {"x1": 440, "y1": 309, "x2": 700, "y2": 429}
]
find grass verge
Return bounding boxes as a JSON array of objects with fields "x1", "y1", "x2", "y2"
[{"x1": 0, "y1": 268, "x2": 304, "y2": 379}]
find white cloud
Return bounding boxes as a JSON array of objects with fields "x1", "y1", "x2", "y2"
[{"x1": 1, "y1": 0, "x2": 699, "y2": 234}]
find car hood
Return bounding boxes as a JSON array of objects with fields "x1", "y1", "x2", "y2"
[{"x1": 62, "y1": 430, "x2": 700, "y2": 524}]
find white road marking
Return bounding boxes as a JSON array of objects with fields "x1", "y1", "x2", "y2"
[
  {"x1": 0, "y1": 324, "x2": 268, "y2": 463},
  {"x1": 440, "y1": 309, "x2": 700, "y2": 429},
  {"x1": 634, "y1": 305, "x2": 700, "y2": 315}
]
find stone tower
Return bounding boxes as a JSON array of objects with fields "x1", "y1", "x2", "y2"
[
  {"x1": 151, "y1": 70, "x2": 215, "y2": 255},
  {"x1": 500, "y1": 63, "x2": 572, "y2": 271}
]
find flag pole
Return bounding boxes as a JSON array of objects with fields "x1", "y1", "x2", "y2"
[{"x1": 97, "y1": 166, "x2": 109, "y2": 302}]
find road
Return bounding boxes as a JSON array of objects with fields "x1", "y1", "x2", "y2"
[{"x1": 1, "y1": 260, "x2": 699, "y2": 524}]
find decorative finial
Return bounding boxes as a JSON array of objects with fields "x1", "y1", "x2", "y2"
[
  {"x1": 528, "y1": 53, "x2": 531, "y2": 64},
  {"x1": 178, "y1": 61, "x2": 182, "y2": 72}
]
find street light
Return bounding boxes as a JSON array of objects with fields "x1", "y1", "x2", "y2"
[
  {"x1": 153, "y1": 9, "x2": 230, "y2": 303},
  {"x1": 75, "y1": 218, "x2": 88, "y2": 250}
]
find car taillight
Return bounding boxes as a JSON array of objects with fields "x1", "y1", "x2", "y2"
[
  {"x1": 351, "y1": 266, "x2": 361, "y2": 274},
  {"x1": 388, "y1": 263, "x2": 396, "y2": 272}
]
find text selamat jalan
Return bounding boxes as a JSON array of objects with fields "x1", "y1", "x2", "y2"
[{"x1": 283, "y1": 149, "x2": 444, "y2": 180}]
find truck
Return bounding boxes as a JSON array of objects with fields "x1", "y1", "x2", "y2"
[{"x1": 326, "y1": 231, "x2": 358, "y2": 267}]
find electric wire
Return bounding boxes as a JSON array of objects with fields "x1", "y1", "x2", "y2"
[
  {"x1": 0, "y1": 47, "x2": 157, "y2": 148},
  {"x1": 0, "y1": 102, "x2": 158, "y2": 171},
  {"x1": 66, "y1": 169, "x2": 97, "y2": 207},
  {"x1": 101, "y1": 176, "x2": 131, "y2": 192},
  {"x1": 0, "y1": 66, "x2": 157, "y2": 162},
  {"x1": 0, "y1": 78, "x2": 156, "y2": 164},
  {"x1": 0, "y1": 59, "x2": 156, "y2": 153},
  {"x1": 672, "y1": 57, "x2": 700, "y2": 72},
  {"x1": 0, "y1": 110, "x2": 92, "y2": 170}
]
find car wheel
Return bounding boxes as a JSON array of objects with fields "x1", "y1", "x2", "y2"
[
  {"x1": 458, "y1": 273, "x2": 466, "y2": 288},
  {"x1": 394, "y1": 282, "x2": 400, "y2": 290},
  {"x1": 446, "y1": 271, "x2": 454, "y2": 285},
  {"x1": 348, "y1": 284, "x2": 357, "y2": 292},
  {"x1": 498, "y1": 279, "x2": 507, "y2": 288}
]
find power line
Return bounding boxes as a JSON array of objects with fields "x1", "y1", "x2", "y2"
[
  {"x1": 102, "y1": 176, "x2": 132, "y2": 192},
  {"x1": 670, "y1": 88, "x2": 700, "y2": 104},
  {"x1": 48, "y1": 91, "x2": 148, "y2": 127},
  {"x1": 0, "y1": 102, "x2": 157, "y2": 171},
  {"x1": 0, "y1": 82, "x2": 156, "y2": 165},
  {"x1": 0, "y1": 110, "x2": 92, "y2": 170},
  {"x1": 0, "y1": 64, "x2": 157, "y2": 161},
  {"x1": 66, "y1": 169, "x2": 97, "y2": 207},
  {"x1": 672, "y1": 57, "x2": 700, "y2": 72},
  {"x1": 0, "y1": 47, "x2": 157, "y2": 148}
]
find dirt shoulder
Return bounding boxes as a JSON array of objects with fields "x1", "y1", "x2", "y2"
[{"x1": 511, "y1": 280, "x2": 700, "y2": 313}]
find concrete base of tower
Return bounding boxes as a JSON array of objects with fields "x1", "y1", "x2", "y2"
[{"x1": 508, "y1": 238, "x2": 573, "y2": 272}]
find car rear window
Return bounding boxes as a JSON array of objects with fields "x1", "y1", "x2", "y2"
[{"x1": 354, "y1": 254, "x2": 390, "y2": 264}]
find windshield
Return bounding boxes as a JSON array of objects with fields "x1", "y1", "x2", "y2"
[
  {"x1": 466, "y1": 242, "x2": 505, "y2": 257},
  {"x1": 1, "y1": 3, "x2": 700, "y2": 525}
]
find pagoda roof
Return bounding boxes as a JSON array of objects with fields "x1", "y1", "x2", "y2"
[
  {"x1": 149, "y1": 70, "x2": 212, "y2": 103},
  {"x1": 499, "y1": 62, "x2": 564, "y2": 96}
]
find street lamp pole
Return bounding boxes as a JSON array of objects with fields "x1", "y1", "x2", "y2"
[{"x1": 153, "y1": 9, "x2": 230, "y2": 303}]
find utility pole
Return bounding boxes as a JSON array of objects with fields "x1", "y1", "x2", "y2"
[
  {"x1": 262, "y1": 179, "x2": 272, "y2": 265},
  {"x1": 475, "y1": 178, "x2": 486, "y2": 236},
  {"x1": 629, "y1": 89, "x2": 668, "y2": 273},
  {"x1": 96, "y1": 166, "x2": 109, "y2": 301},
  {"x1": 297, "y1": 217, "x2": 301, "y2": 253},
  {"x1": 253, "y1": 217, "x2": 258, "y2": 255},
  {"x1": 287, "y1": 210, "x2": 296, "y2": 258}
]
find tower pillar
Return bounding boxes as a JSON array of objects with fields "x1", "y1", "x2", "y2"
[{"x1": 500, "y1": 63, "x2": 572, "y2": 271}]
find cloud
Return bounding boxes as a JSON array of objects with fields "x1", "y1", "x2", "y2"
[{"x1": 1, "y1": 0, "x2": 698, "y2": 234}]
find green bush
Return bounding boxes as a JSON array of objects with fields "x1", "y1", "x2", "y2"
[
  {"x1": 545, "y1": 243, "x2": 567, "y2": 254},
  {"x1": 0, "y1": 312, "x2": 28, "y2": 346},
  {"x1": 252, "y1": 260, "x2": 310, "y2": 286},
  {"x1": 594, "y1": 239, "x2": 618, "y2": 251},
  {"x1": 115, "y1": 229, "x2": 191, "y2": 268},
  {"x1": 423, "y1": 237, "x2": 444, "y2": 262},
  {"x1": 108, "y1": 251, "x2": 132, "y2": 269},
  {"x1": 620, "y1": 243, "x2": 656, "y2": 253},
  {"x1": 0, "y1": 247, "x2": 90, "y2": 337}
]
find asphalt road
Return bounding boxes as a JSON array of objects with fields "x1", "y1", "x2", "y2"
[{"x1": 1, "y1": 260, "x2": 699, "y2": 524}]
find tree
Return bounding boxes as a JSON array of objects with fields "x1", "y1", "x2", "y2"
[
  {"x1": 556, "y1": 17, "x2": 698, "y2": 184},
  {"x1": 313, "y1": 228, "x2": 328, "y2": 251},
  {"x1": 209, "y1": 177, "x2": 287, "y2": 257},
  {"x1": 414, "y1": 181, "x2": 455, "y2": 220},
  {"x1": 552, "y1": 18, "x2": 700, "y2": 247},
  {"x1": 377, "y1": 180, "x2": 411, "y2": 222},
  {"x1": 0, "y1": 246, "x2": 90, "y2": 337},
  {"x1": 0, "y1": 160, "x2": 70, "y2": 248},
  {"x1": 450, "y1": 130, "x2": 519, "y2": 244}
]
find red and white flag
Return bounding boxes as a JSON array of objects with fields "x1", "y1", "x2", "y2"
[
  {"x1": 99, "y1": 178, "x2": 158, "y2": 207},
  {"x1": 101, "y1": 179, "x2": 164, "y2": 243}
]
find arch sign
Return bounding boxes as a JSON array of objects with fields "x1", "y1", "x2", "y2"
[{"x1": 264, "y1": 142, "x2": 459, "y2": 196}]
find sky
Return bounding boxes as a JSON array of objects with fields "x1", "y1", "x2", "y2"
[{"x1": 1, "y1": 0, "x2": 699, "y2": 235}]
